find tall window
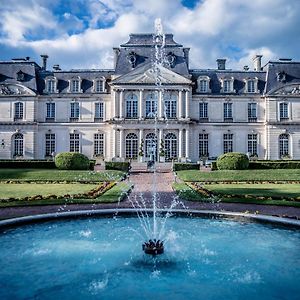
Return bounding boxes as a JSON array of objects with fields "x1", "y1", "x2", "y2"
[
  {"x1": 199, "y1": 102, "x2": 208, "y2": 120},
  {"x1": 199, "y1": 133, "x2": 209, "y2": 157},
  {"x1": 94, "y1": 133, "x2": 104, "y2": 156},
  {"x1": 223, "y1": 80, "x2": 231, "y2": 92},
  {"x1": 13, "y1": 133, "x2": 23, "y2": 157},
  {"x1": 69, "y1": 133, "x2": 80, "y2": 152},
  {"x1": 224, "y1": 103, "x2": 233, "y2": 121},
  {"x1": 247, "y1": 80, "x2": 255, "y2": 93},
  {"x1": 46, "y1": 102, "x2": 55, "y2": 120},
  {"x1": 145, "y1": 92, "x2": 158, "y2": 118},
  {"x1": 70, "y1": 102, "x2": 80, "y2": 120},
  {"x1": 95, "y1": 79, "x2": 104, "y2": 93},
  {"x1": 248, "y1": 103, "x2": 257, "y2": 122},
  {"x1": 14, "y1": 102, "x2": 23, "y2": 120},
  {"x1": 126, "y1": 93, "x2": 138, "y2": 119},
  {"x1": 279, "y1": 103, "x2": 288, "y2": 119},
  {"x1": 247, "y1": 134, "x2": 257, "y2": 156},
  {"x1": 47, "y1": 79, "x2": 56, "y2": 93},
  {"x1": 125, "y1": 133, "x2": 138, "y2": 159},
  {"x1": 71, "y1": 79, "x2": 80, "y2": 93},
  {"x1": 145, "y1": 133, "x2": 157, "y2": 160},
  {"x1": 45, "y1": 133, "x2": 55, "y2": 156},
  {"x1": 223, "y1": 133, "x2": 233, "y2": 153},
  {"x1": 164, "y1": 93, "x2": 177, "y2": 119},
  {"x1": 199, "y1": 80, "x2": 208, "y2": 93},
  {"x1": 165, "y1": 133, "x2": 177, "y2": 161},
  {"x1": 95, "y1": 102, "x2": 104, "y2": 121},
  {"x1": 279, "y1": 134, "x2": 289, "y2": 158}
]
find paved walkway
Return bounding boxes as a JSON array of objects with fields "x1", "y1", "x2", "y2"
[{"x1": 0, "y1": 171, "x2": 300, "y2": 220}]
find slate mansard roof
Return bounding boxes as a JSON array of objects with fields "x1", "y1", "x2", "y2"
[{"x1": 0, "y1": 33, "x2": 300, "y2": 96}]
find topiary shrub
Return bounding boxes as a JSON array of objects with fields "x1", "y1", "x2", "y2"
[
  {"x1": 216, "y1": 152, "x2": 249, "y2": 170},
  {"x1": 55, "y1": 152, "x2": 90, "y2": 170}
]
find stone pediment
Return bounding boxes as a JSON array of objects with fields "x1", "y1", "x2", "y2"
[
  {"x1": 0, "y1": 83, "x2": 36, "y2": 96},
  {"x1": 271, "y1": 84, "x2": 300, "y2": 95},
  {"x1": 111, "y1": 63, "x2": 191, "y2": 85}
]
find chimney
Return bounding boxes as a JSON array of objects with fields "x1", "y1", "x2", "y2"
[
  {"x1": 113, "y1": 48, "x2": 120, "y2": 69},
  {"x1": 216, "y1": 59, "x2": 226, "y2": 70},
  {"x1": 183, "y1": 47, "x2": 190, "y2": 69},
  {"x1": 40, "y1": 54, "x2": 49, "y2": 70},
  {"x1": 53, "y1": 64, "x2": 61, "y2": 71},
  {"x1": 253, "y1": 55, "x2": 262, "y2": 71}
]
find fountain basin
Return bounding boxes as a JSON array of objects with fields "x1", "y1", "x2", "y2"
[{"x1": 0, "y1": 210, "x2": 299, "y2": 300}]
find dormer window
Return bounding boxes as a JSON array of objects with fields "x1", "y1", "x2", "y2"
[
  {"x1": 93, "y1": 77, "x2": 106, "y2": 93},
  {"x1": 44, "y1": 76, "x2": 58, "y2": 94},
  {"x1": 197, "y1": 76, "x2": 211, "y2": 93},
  {"x1": 220, "y1": 77, "x2": 235, "y2": 93},
  {"x1": 244, "y1": 77, "x2": 259, "y2": 93},
  {"x1": 68, "y1": 76, "x2": 82, "y2": 93},
  {"x1": 17, "y1": 70, "x2": 25, "y2": 81}
]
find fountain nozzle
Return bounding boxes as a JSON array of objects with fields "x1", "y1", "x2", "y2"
[{"x1": 142, "y1": 239, "x2": 164, "y2": 255}]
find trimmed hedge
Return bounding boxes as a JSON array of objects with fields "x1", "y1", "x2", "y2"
[
  {"x1": 105, "y1": 161, "x2": 130, "y2": 172},
  {"x1": 249, "y1": 160, "x2": 300, "y2": 169},
  {"x1": 173, "y1": 163, "x2": 200, "y2": 171},
  {"x1": 216, "y1": 152, "x2": 249, "y2": 170},
  {"x1": 0, "y1": 160, "x2": 56, "y2": 169},
  {"x1": 55, "y1": 152, "x2": 90, "y2": 170}
]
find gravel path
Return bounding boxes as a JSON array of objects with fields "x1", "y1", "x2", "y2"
[{"x1": 0, "y1": 171, "x2": 299, "y2": 220}]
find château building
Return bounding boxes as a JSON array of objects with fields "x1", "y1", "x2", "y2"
[{"x1": 0, "y1": 33, "x2": 300, "y2": 162}]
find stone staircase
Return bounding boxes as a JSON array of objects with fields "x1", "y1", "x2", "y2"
[{"x1": 130, "y1": 162, "x2": 173, "y2": 173}]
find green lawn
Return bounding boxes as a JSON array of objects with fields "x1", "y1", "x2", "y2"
[
  {"x1": 96, "y1": 182, "x2": 132, "y2": 203},
  {"x1": 0, "y1": 169, "x2": 125, "y2": 182},
  {"x1": 177, "y1": 169, "x2": 300, "y2": 182},
  {"x1": 173, "y1": 183, "x2": 207, "y2": 202},
  {"x1": 0, "y1": 183, "x2": 98, "y2": 199},
  {"x1": 204, "y1": 183, "x2": 300, "y2": 198}
]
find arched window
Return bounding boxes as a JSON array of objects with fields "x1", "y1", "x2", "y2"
[
  {"x1": 145, "y1": 133, "x2": 157, "y2": 161},
  {"x1": 13, "y1": 133, "x2": 23, "y2": 157},
  {"x1": 145, "y1": 92, "x2": 158, "y2": 118},
  {"x1": 164, "y1": 133, "x2": 177, "y2": 161},
  {"x1": 93, "y1": 77, "x2": 106, "y2": 93},
  {"x1": 125, "y1": 133, "x2": 138, "y2": 159},
  {"x1": 279, "y1": 134, "x2": 289, "y2": 158},
  {"x1": 164, "y1": 92, "x2": 177, "y2": 119},
  {"x1": 126, "y1": 93, "x2": 138, "y2": 119},
  {"x1": 14, "y1": 102, "x2": 24, "y2": 120}
]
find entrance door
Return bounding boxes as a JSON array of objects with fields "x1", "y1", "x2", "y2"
[{"x1": 145, "y1": 133, "x2": 157, "y2": 161}]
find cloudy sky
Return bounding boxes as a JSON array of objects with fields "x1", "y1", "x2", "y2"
[{"x1": 0, "y1": 0, "x2": 299, "y2": 71}]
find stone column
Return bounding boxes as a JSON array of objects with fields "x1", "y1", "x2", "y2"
[
  {"x1": 119, "y1": 129, "x2": 124, "y2": 159},
  {"x1": 139, "y1": 129, "x2": 143, "y2": 161},
  {"x1": 119, "y1": 90, "x2": 124, "y2": 119},
  {"x1": 112, "y1": 128, "x2": 117, "y2": 158},
  {"x1": 185, "y1": 89, "x2": 190, "y2": 119},
  {"x1": 185, "y1": 129, "x2": 189, "y2": 159},
  {"x1": 158, "y1": 90, "x2": 163, "y2": 118},
  {"x1": 178, "y1": 129, "x2": 183, "y2": 158},
  {"x1": 178, "y1": 90, "x2": 183, "y2": 119},
  {"x1": 139, "y1": 89, "x2": 143, "y2": 119},
  {"x1": 113, "y1": 89, "x2": 119, "y2": 118}
]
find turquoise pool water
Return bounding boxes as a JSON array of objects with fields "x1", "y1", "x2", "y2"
[{"x1": 0, "y1": 216, "x2": 299, "y2": 299}]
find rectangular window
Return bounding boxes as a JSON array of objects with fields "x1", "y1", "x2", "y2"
[
  {"x1": 94, "y1": 102, "x2": 104, "y2": 121},
  {"x1": 69, "y1": 133, "x2": 80, "y2": 152},
  {"x1": 45, "y1": 133, "x2": 55, "y2": 156},
  {"x1": 199, "y1": 102, "x2": 208, "y2": 120},
  {"x1": 247, "y1": 134, "x2": 257, "y2": 156},
  {"x1": 14, "y1": 102, "x2": 23, "y2": 120},
  {"x1": 248, "y1": 103, "x2": 257, "y2": 122},
  {"x1": 199, "y1": 133, "x2": 209, "y2": 157},
  {"x1": 96, "y1": 80, "x2": 104, "y2": 93},
  {"x1": 224, "y1": 103, "x2": 233, "y2": 121},
  {"x1": 165, "y1": 100, "x2": 177, "y2": 118},
  {"x1": 279, "y1": 103, "x2": 288, "y2": 119},
  {"x1": 70, "y1": 102, "x2": 80, "y2": 120},
  {"x1": 72, "y1": 80, "x2": 80, "y2": 93},
  {"x1": 46, "y1": 102, "x2": 55, "y2": 120},
  {"x1": 247, "y1": 80, "x2": 255, "y2": 93},
  {"x1": 47, "y1": 80, "x2": 55, "y2": 93},
  {"x1": 94, "y1": 133, "x2": 104, "y2": 156},
  {"x1": 223, "y1": 133, "x2": 233, "y2": 153},
  {"x1": 199, "y1": 80, "x2": 208, "y2": 93},
  {"x1": 223, "y1": 80, "x2": 231, "y2": 92}
]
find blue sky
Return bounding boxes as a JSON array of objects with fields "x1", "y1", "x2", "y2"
[{"x1": 0, "y1": 0, "x2": 299, "y2": 70}]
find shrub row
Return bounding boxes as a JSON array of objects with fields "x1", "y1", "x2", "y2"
[
  {"x1": 249, "y1": 161, "x2": 300, "y2": 169},
  {"x1": 0, "y1": 160, "x2": 56, "y2": 169},
  {"x1": 105, "y1": 161, "x2": 130, "y2": 172},
  {"x1": 173, "y1": 163, "x2": 200, "y2": 171}
]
